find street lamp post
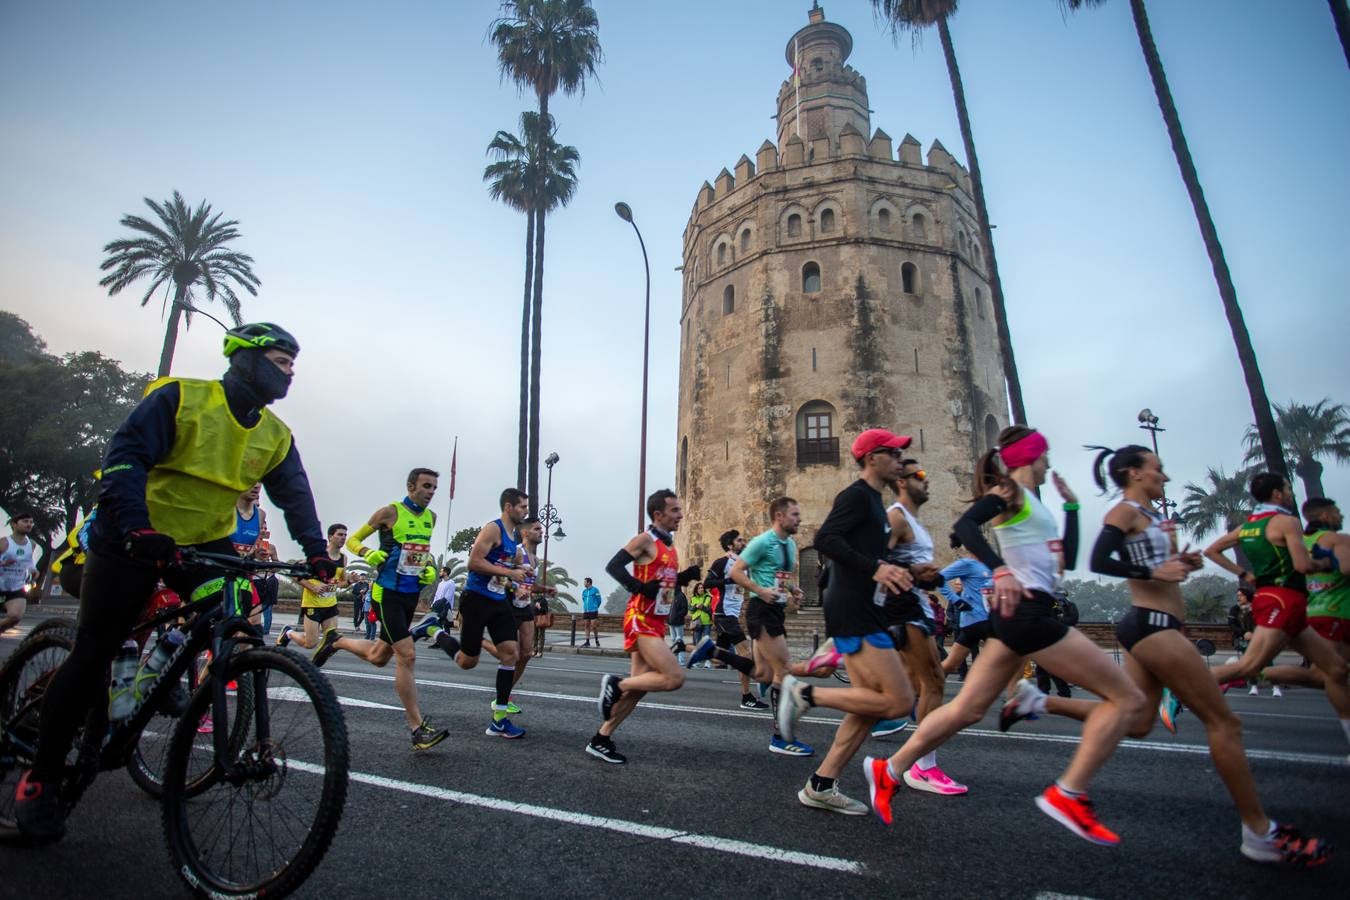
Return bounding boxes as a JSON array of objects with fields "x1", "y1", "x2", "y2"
[
  {"x1": 1137, "y1": 408, "x2": 1177, "y2": 518},
  {"x1": 614, "y1": 201, "x2": 651, "y2": 533},
  {"x1": 541, "y1": 452, "x2": 561, "y2": 588}
]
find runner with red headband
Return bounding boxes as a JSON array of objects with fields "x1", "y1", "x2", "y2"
[{"x1": 862, "y1": 426, "x2": 1144, "y2": 846}]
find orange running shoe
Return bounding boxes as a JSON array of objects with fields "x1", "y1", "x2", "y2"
[
  {"x1": 863, "y1": 756, "x2": 899, "y2": 825},
  {"x1": 1035, "y1": 784, "x2": 1120, "y2": 846}
]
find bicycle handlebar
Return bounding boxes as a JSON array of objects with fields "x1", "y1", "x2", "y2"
[{"x1": 176, "y1": 548, "x2": 316, "y2": 580}]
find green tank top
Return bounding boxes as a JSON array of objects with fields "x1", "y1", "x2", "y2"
[
  {"x1": 1238, "y1": 511, "x2": 1303, "y2": 591},
  {"x1": 1304, "y1": 531, "x2": 1349, "y2": 620}
]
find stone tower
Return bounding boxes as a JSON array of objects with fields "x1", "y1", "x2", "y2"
[{"x1": 674, "y1": 5, "x2": 1010, "y2": 599}]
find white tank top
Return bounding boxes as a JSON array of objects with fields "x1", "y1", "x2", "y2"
[
  {"x1": 719, "y1": 552, "x2": 744, "y2": 617},
  {"x1": 0, "y1": 536, "x2": 35, "y2": 591},
  {"x1": 1122, "y1": 501, "x2": 1173, "y2": 571},
  {"x1": 992, "y1": 487, "x2": 1062, "y2": 594},
  {"x1": 889, "y1": 502, "x2": 936, "y2": 620}
]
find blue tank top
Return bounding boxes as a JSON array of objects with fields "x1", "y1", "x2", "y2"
[
  {"x1": 232, "y1": 506, "x2": 261, "y2": 556},
  {"x1": 464, "y1": 519, "x2": 522, "y2": 601}
]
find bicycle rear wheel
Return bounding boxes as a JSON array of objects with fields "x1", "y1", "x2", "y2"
[
  {"x1": 161, "y1": 646, "x2": 348, "y2": 898},
  {"x1": 0, "y1": 626, "x2": 75, "y2": 834}
]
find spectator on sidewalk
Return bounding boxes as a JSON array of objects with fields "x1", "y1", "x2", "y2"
[
  {"x1": 254, "y1": 542, "x2": 280, "y2": 635},
  {"x1": 580, "y1": 577, "x2": 602, "y2": 647},
  {"x1": 432, "y1": 566, "x2": 456, "y2": 629},
  {"x1": 689, "y1": 582, "x2": 713, "y2": 647},
  {"x1": 533, "y1": 593, "x2": 553, "y2": 658},
  {"x1": 349, "y1": 572, "x2": 370, "y2": 632},
  {"x1": 668, "y1": 585, "x2": 690, "y2": 666}
]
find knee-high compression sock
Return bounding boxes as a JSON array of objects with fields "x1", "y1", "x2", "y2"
[
  {"x1": 713, "y1": 647, "x2": 754, "y2": 674},
  {"x1": 770, "y1": 685, "x2": 781, "y2": 737},
  {"x1": 495, "y1": 666, "x2": 514, "y2": 715}
]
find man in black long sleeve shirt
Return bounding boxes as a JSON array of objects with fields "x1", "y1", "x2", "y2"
[{"x1": 776, "y1": 429, "x2": 917, "y2": 816}]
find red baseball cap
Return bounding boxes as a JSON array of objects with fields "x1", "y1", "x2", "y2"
[{"x1": 850, "y1": 429, "x2": 913, "y2": 460}]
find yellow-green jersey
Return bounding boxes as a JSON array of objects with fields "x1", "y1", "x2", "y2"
[{"x1": 302, "y1": 553, "x2": 346, "y2": 608}]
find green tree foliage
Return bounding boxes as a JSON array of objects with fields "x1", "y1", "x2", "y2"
[
  {"x1": 0, "y1": 312, "x2": 47, "y2": 363},
  {"x1": 603, "y1": 584, "x2": 628, "y2": 615},
  {"x1": 1062, "y1": 573, "x2": 1239, "y2": 624},
  {"x1": 1242, "y1": 398, "x2": 1350, "y2": 500},
  {"x1": 448, "y1": 526, "x2": 480, "y2": 554},
  {"x1": 537, "y1": 561, "x2": 578, "y2": 610}
]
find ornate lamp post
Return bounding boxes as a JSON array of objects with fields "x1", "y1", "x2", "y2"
[{"x1": 1137, "y1": 408, "x2": 1177, "y2": 518}]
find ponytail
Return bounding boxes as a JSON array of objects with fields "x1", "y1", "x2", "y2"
[
  {"x1": 969, "y1": 425, "x2": 1035, "y2": 508},
  {"x1": 1085, "y1": 443, "x2": 1152, "y2": 494}
]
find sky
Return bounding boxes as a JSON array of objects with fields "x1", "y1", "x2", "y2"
[{"x1": 2, "y1": 1, "x2": 1347, "y2": 604}]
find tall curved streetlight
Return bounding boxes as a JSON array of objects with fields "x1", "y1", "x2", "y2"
[
  {"x1": 1137, "y1": 408, "x2": 1177, "y2": 519},
  {"x1": 615, "y1": 202, "x2": 651, "y2": 533}
]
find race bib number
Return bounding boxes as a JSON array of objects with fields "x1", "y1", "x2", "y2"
[
  {"x1": 396, "y1": 542, "x2": 431, "y2": 577},
  {"x1": 873, "y1": 584, "x2": 887, "y2": 607},
  {"x1": 319, "y1": 581, "x2": 338, "y2": 598},
  {"x1": 653, "y1": 568, "x2": 677, "y2": 616},
  {"x1": 774, "y1": 571, "x2": 795, "y2": 605}
]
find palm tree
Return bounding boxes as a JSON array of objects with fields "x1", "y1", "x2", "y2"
[
  {"x1": 870, "y1": 1, "x2": 1028, "y2": 425},
  {"x1": 537, "y1": 561, "x2": 579, "y2": 610},
  {"x1": 99, "y1": 191, "x2": 260, "y2": 377},
  {"x1": 1179, "y1": 466, "x2": 1252, "y2": 568},
  {"x1": 1242, "y1": 399, "x2": 1350, "y2": 500},
  {"x1": 491, "y1": 0, "x2": 602, "y2": 509},
  {"x1": 1062, "y1": 0, "x2": 1287, "y2": 480},
  {"x1": 1330, "y1": 0, "x2": 1350, "y2": 69},
  {"x1": 485, "y1": 113, "x2": 579, "y2": 493}
]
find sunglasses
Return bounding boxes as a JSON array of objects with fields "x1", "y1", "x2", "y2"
[
  {"x1": 904, "y1": 470, "x2": 927, "y2": 482},
  {"x1": 871, "y1": 447, "x2": 904, "y2": 459}
]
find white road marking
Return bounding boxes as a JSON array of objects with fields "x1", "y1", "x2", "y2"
[
  {"x1": 1033, "y1": 893, "x2": 1101, "y2": 900},
  {"x1": 287, "y1": 760, "x2": 865, "y2": 874},
  {"x1": 267, "y1": 685, "x2": 403, "y2": 711},
  {"x1": 318, "y1": 668, "x2": 1348, "y2": 766}
]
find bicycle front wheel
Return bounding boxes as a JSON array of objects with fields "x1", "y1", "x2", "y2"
[
  {"x1": 0, "y1": 626, "x2": 75, "y2": 834},
  {"x1": 161, "y1": 646, "x2": 348, "y2": 898}
]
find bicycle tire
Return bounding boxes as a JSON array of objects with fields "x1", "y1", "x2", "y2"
[
  {"x1": 0, "y1": 627, "x2": 76, "y2": 835},
  {"x1": 161, "y1": 646, "x2": 348, "y2": 898}
]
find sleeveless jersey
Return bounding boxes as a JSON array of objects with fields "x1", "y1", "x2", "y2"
[
  {"x1": 1122, "y1": 501, "x2": 1174, "y2": 571},
  {"x1": 718, "y1": 552, "x2": 745, "y2": 617},
  {"x1": 0, "y1": 536, "x2": 36, "y2": 592},
  {"x1": 887, "y1": 502, "x2": 936, "y2": 619},
  {"x1": 511, "y1": 546, "x2": 538, "y2": 610},
  {"x1": 374, "y1": 499, "x2": 436, "y2": 594},
  {"x1": 232, "y1": 505, "x2": 262, "y2": 557},
  {"x1": 302, "y1": 552, "x2": 346, "y2": 608},
  {"x1": 629, "y1": 529, "x2": 679, "y2": 619},
  {"x1": 1305, "y1": 531, "x2": 1349, "y2": 620},
  {"x1": 1239, "y1": 511, "x2": 1303, "y2": 591},
  {"x1": 463, "y1": 519, "x2": 522, "y2": 601},
  {"x1": 993, "y1": 487, "x2": 1063, "y2": 594}
]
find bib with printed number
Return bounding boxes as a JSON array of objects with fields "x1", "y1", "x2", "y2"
[{"x1": 630, "y1": 534, "x2": 680, "y2": 620}]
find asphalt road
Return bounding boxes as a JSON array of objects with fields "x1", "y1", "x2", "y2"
[{"x1": 1, "y1": 616, "x2": 1346, "y2": 900}]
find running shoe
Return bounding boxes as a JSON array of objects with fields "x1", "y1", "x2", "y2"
[
  {"x1": 863, "y1": 756, "x2": 899, "y2": 824},
  {"x1": 741, "y1": 696, "x2": 770, "y2": 711},
  {"x1": 1158, "y1": 687, "x2": 1183, "y2": 734},
  {"x1": 311, "y1": 628, "x2": 341, "y2": 667},
  {"x1": 685, "y1": 636, "x2": 716, "y2": 669},
  {"x1": 1218, "y1": 679, "x2": 1244, "y2": 693},
  {"x1": 1035, "y1": 784, "x2": 1120, "y2": 846},
  {"x1": 409, "y1": 613, "x2": 439, "y2": 642},
  {"x1": 1271, "y1": 685, "x2": 1283, "y2": 698},
  {"x1": 486, "y1": 717, "x2": 526, "y2": 739},
  {"x1": 197, "y1": 713, "x2": 214, "y2": 734},
  {"x1": 769, "y1": 735, "x2": 814, "y2": 757},
  {"x1": 776, "y1": 675, "x2": 810, "y2": 743},
  {"x1": 903, "y1": 763, "x2": 968, "y2": 796},
  {"x1": 14, "y1": 770, "x2": 65, "y2": 841},
  {"x1": 411, "y1": 719, "x2": 450, "y2": 752},
  {"x1": 798, "y1": 779, "x2": 868, "y2": 816},
  {"x1": 599, "y1": 673, "x2": 624, "y2": 721},
  {"x1": 1000, "y1": 679, "x2": 1047, "y2": 733},
  {"x1": 871, "y1": 718, "x2": 909, "y2": 738},
  {"x1": 1248, "y1": 684, "x2": 1259, "y2": 696},
  {"x1": 275, "y1": 625, "x2": 294, "y2": 648},
  {"x1": 1246, "y1": 823, "x2": 1331, "y2": 867},
  {"x1": 586, "y1": 734, "x2": 627, "y2": 764},
  {"x1": 804, "y1": 638, "x2": 842, "y2": 675},
  {"x1": 432, "y1": 629, "x2": 460, "y2": 657}
]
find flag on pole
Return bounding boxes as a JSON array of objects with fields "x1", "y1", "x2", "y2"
[{"x1": 449, "y1": 436, "x2": 458, "y2": 500}]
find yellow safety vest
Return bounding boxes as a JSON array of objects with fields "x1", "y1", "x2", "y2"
[{"x1": 143, "y1": 378, "x2": 293, "y2": 546}]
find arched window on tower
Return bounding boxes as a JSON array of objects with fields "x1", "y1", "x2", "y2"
[
  {"x1": 680, "y1": 436, "x2": 689, "y2": 496},
  {"x1": 975, "y1": 286, "x2": 984, "y2": 318},
  {"x1": 740, "y1": 228, "x2": 750, "y2": 252},
  {"x1": 984, "y1": 415, "x2": 1000, "y2": 453},
  {"x1": 958, "y1": 231, "x2": 967, "y2": 253},
  {"x1": 796, "y1": 400, "x2": 839, "y2": 467},
  {"x1": 973, "y1": 243, "x2": 982, "y2": 265},
  {"x1": 787, "y1": 213, "x2": 802, "y2": 237},
  {"x1": 717, "y1": 242, "x2": 727, "y2": 265},
  {"x1": 820, "y1": 209, "x2": 835, "y2": 233},
  {"x1": 723, "y1": 285, "x2": 735, "y2": 315},
  {"x1": 802, "y1": 262, "x2": 821, "y2": 293},
  {"x1": 911, "y1": 212, "x2": 927, "y2": 241},
  {"x1": 878, "y1": 207, "x2": 891, "y2": 233},
  {"x1": 901, "y1": 262, "x2": 918, "y2": 295}
]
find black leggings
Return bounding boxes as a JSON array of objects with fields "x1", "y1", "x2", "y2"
[{"x1": 32, "y1": 542, "x2": 229, "y2": 782}]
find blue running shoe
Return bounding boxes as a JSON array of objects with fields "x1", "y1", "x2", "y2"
[
  {"x1": 409, "y1": 614, "x2": 439, "y2": 643},
  {"x1": 685, "y1": 636, "x2": 716, "y2": 669},
  {"x1": 770, "y1": 735, "x2": 815, "y2": 757},
  {"x1": 1159, "y1": 687, "x2": 1183, "y2": 734},
  {"x1": 870, "y1": 718, "x2": 909, "y2": 738},
  {"x1": 486, "y1": 717, "x2": 526, "y2": 739}
]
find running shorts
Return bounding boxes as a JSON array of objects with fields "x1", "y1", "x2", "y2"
[
  {"x1": 953, "y1": 619, "x2": 991, "y2": 650},
  {"x1": 1, "y1": 589, "x2": 27, "y2": 603},
  {"x1": 1114, "y1": 606, "x2": 1182, "y2": 652},
  {"x1": 584, "y1": 610, "x2": 599, "y2": 620},
  {"x1": 622, "y1": 605, "x2": 667, "y2": 652},
  {"x1": 834, "y1": 632, "x2": 895, "y2": 655},
  {"x1": 884, "y1": 591, "x2": 935, "y2": 637},
  {"x1": 746, "y1": 599, "x2": 786, "y2": 639},
  {"x1": 990, "y1": 590, "x2": 1069, "y2": 656},
  {"x1": 460, "y1": 588, "x2": 518, "y2": 656},
  {"x1": 511, "y1": 597, "x2": 536, "y2": 624},
  {"x1": 1252, "y1": 585, "x2": 1308, "y2": 637},
  {"x1": 302, "y1": 605, "x2": 339, "y2": 627},
  {"x1": 373, "y1": 587, "x2": 419, "y2": 645},
  {"x1": 714, "y1": 613, "x2": 746, "y2": 647},
  {"x1": 1308, "y1": 616, "x2": 1349, "y2": 644}
]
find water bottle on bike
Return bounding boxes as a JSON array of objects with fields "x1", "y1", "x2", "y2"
[
  {"x1": 135, "y1": 628, "x2": 186, "y2": 701},
  {"x1": 107, "y1": 640, "x2": 140, "y2": 721}
]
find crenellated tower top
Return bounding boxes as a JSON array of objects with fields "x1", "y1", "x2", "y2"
[{"x1": 776, "y1": 4, "x2": 869, "y2": 150}]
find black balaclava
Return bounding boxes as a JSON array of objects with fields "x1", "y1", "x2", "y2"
[{"x1": 225, "y1": 347, "x2": 292, "y2": 408}]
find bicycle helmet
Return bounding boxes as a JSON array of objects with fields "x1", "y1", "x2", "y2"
[{"x1": 222, "y1": 323, "x2": 300, "y2": 359}]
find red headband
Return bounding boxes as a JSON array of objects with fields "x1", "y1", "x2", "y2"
[{"x1": 999, "y1": 431, "x2": 1048, "y2": 469}]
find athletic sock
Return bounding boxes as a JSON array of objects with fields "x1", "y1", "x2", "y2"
[
  {"x1": 916, "y1": 751, "x2": 937, "y2": 770},
  {"x1": 1055, "y1": 780, "x2": 1084, "y2": 799},
  {"x1": 1242, "y1": 819, "x2": 1277, "y2": 843},
  {"x1": 809, "y1": 773, "x2": 835, "y2": 792},
  {"x1": 886, "y1": 759, "x2": 903, "y2": 781},
  {"x1": 495, "y1": 666, "x2": 514, "y2": 710},
  {"x1": 713, "y1": 647, "x2": 754, "y2": 674},
  {"x1": 801, "y1": 684, "x2": 815, "y2": 707},
  {"x1": 770, "y1": 684, "x2": 781, "y2": 729},
  {"x1": 1031, "y1": 693, "x2": 1049, "y2": 715}
]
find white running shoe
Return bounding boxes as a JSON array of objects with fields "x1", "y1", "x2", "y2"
[
  {"x1": 777, "y1": 674, "x2": 810, "y2": 743},
  {"x1": 999, "y1": 679, "x2": 1047, "y2": 732},
  {"x1": 1249, "y1": 684, "x2": 1259, "y2": 696},
  {"x1": 798, "y1": 780, "x2": 868, "y2": 816},
  {"x1": 1271, "y1": 685, "x2": 1283, "y2": 698}
]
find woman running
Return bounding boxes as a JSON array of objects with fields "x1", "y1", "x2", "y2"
[
  {"x1": 1001, "y1": 444, "x2": 1327, "y2": 865},
  {"x1": 863, "y1": 426, "x2": 1143, "y2": 845}
]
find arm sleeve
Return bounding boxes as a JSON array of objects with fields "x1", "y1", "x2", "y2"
[
  {"x1": 951, "y1": 494, "x2": 1009, "y2": 571},
  {"x1": 814, "y1": 489, "x2": 880, "y2": 576},
  {"x1": 605, "y1": 548, "x2": 644, "y2": 595},
  {"x1": 704, "y1": 557, "x2": 729, "y2": 591},
  {"x1": 1062, "y1": 508, "x2": 1079, "y2": 571},
  {"x1": 260, "y1": 437, "x2": 327, "y2": 558},
  {"x1": 1088, "y1": 525, "x2": 1151, "y2": 580},
  {"x1": 96, "y1": 382, "x2": 181, "y2": 538}
]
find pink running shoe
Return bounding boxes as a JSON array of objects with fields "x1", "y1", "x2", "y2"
[
  {"x1": 197, "y1": 713, "x2": 214, "y2": 734},
  {"x1": 903, "y1": 763, "x2": 968, "y2": 796},
  {"x1": 804, "y1": 639, "x2": 842, "y2": 676}
]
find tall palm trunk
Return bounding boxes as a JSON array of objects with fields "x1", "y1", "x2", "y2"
[
  {"x1": 1330, "y1": 0, "x2": 1350, "y2": 69},
  {"x1": 1295, "y1": 459, "x2": 1325, "y2": 500},
  {"x1": 1128, "y1": 0, "x2": 1286, "y2": 480},
  {"x1": 528, "y1": 201, "x2": 546, "y2": 514},
  {"x1": 158, "y1": 283, "x2": 189, "y2": 376},
  {"x1": 936, "y1": 17, "x2": 1027, "y2": 426},
  {"x1": 518, "y1": 208, "x2": 535, "y2": 491}
]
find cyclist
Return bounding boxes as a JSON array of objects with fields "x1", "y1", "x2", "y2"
[{"x1": 15, "y1": 323, "x2": 336, "y2": 840}]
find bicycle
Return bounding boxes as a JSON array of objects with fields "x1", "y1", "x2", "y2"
[{"x1": 0, "y1": 549, "x2": 349, "y2": 898}]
